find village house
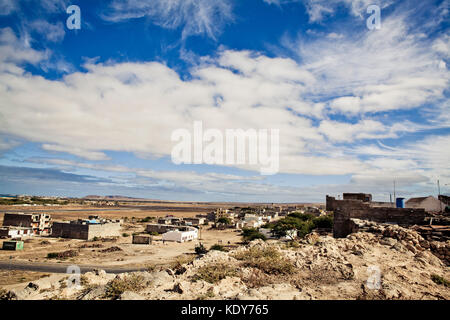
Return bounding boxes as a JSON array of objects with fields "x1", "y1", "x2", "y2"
[
  {"x1": 162, "y1": 227, "x2": 198, "y2": 243},
  {"x1": 0, "y1": 226, "x2": 33, "y2": 239},
  {"x1": 405, "y1": 196, "x2": 446, "y2": 213},
  {"x1": 51, "y1": 217, "x2": 121, "y2": 240},
  {"x1": 2, "y1": 212, "x2": 52, "y2": 235}
]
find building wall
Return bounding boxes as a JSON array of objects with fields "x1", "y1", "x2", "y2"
[
  {"x1": 327, "y1": 195, "x2": 428, "y2": 238},
  {"x1": 343, "y1": 193, "x2": 372, "y2": 202},
  {"x1": 406, "y1": 197, "x2": 445, "y2": 212},
  {"x1": 3, "y1": 213, "x2": 51, "y2": 235},
  {"x1": 52, "y1": 222, "x2": 121, "y2": 240},
  {"x1": 132, "y1": 235, "x2": 152, "y2": 244},
  {"x1": 146, "y1": 224, "x2": 179, "y2": 234},
  {"x1": 3, "y1": 213, "x2": 32, "y2": 228},
  {"x1": 162, "y1": 230, "x2": 197, "y2": 242}
]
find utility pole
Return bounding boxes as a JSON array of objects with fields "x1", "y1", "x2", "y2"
[
  {"x1": 393, "y1": 180, "x2": 396, "y2": 205},
  {"x1": 438, "y1": 180, "x2": 443, "y2": 213}
]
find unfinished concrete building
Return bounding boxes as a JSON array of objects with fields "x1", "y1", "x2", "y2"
[
  {"x1": 343, "y1": 193, "x2": 372, "y2": 202},
  {"x1": 327, "y1": 194, "x2": 428, "y2": 238},
  {"x1": 132, "y1": 234, "x2": 152, "y2": 244},
  {"x1": 2, "y1": 213, "x2": 51, "y2": 235},
  {"x1": 52, "y1": 218, "x2": 121, "y2": 240}
]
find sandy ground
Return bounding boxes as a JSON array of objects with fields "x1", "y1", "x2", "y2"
[{"x1": 0, "y1": 222, "x2": 242, "y2": 269}]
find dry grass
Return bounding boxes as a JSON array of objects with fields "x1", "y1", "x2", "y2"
[
  {"x1": 192, "y1": 264, "x2": 239, "y2": 284},
  {"x1": 104, "y1": 274, "x2": 147, "y2": 299},
  {"x1": 232, "y1": 246, "x2": 295, "y2": 275}
]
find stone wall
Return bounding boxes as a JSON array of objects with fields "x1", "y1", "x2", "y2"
[{"x1": 327, "y1": 195, "x2": 428, "y2": 238}]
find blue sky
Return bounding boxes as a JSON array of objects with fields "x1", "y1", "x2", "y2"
[{"x1": 0, "y1": 0, "x2": 448, "y2": 202}]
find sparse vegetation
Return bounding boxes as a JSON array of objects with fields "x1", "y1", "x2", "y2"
[
  {"x1": 217, "y1": 217, "x2": 232, "y2": 225},
  {"x1": 139, "y1": 216, "x2": 154, "y2": 223},
  {"x1": 0, "y1": 288, "x2": 9, "y2": 300},
  {"x1": 196, "y1": 288, "x2": 215, "y2": 300},
  {"x1": 192, "y1": 264, "x2": 238, "y2": 284},
  {"x1": 195, "y1": 243, "x2": 208, "y2": 255},
  {"x1": 431, "y1": 274, "x2": 449, "y2": 287},
  {"x1": 104, "y1": 274, "x2": 147, "y2": 299},
  {"x1": 47, "y1": 250, "x2": 79, "y2": 259},
  {"x1": 241, "y1": 228, "x2": 266, "y2": 242},
  {"x1": 233, "y1": 246, "x2": 295, "y2": 275},
  {"x1": 210, "y1": 244, "x2": 227, "y2": 251},
  {"x1": 267, "y1": 213, "x2": 333, "y2": 239},
  {"x1": 122, "y1": 233, "x2": 129, "y2": 237}
]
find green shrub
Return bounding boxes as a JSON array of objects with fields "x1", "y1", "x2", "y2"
[
  {"x1": 139, "y1": 216, "x2": 154, "y2": 223},
  {"x1": 242, "y1": 228, "x2": 266, "y2": 242},
  {"x1": 122, "y1": 233, "x2": 129, "y2": 237},
  {"x1": 312, "y1": 215, "x2": 333, "y2": 229},
  {"x1": 195, "y1": 243, "x2": 208, "y2": 254},
  {"x1": 217, "y1": 217, "x2": 232, "y2": 225},
  {"x1": 287, "y1": 212, "x2": 315, "y2": 221},
  {"x1": 431, "y1": 274, "x2": 449, "y2": 287}
]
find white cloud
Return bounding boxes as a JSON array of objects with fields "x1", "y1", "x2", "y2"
[
  {"x1": 102, "y1": 0, "x2": 234, "y2": 40},
  {"x1": 41, "y1": 144, "x2": 110, "y2": 161},
  {"x1": 284, "y1": 11, "x2": 449, "y2": 115},
  {"x1": 303, "y1": 0, "x2": 394, "y2": 22},
  {"x1": 27, "y1": 20, "x2": 65, "y2": 43},
  {"x1": 0, "y1": 0, "x2": 16, "y2": 15}
]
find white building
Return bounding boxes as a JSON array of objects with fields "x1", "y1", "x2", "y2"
[
  {"x1": 162, "y1": 228, "x2": 198, "y2": 243},
  {"x1": 259, "y1": 228, "x2": 297, "y2": 240}
]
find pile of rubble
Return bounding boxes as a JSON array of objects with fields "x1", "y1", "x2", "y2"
[{"x1": 350, "y1": 219, "x2": 450, "y2": 266}]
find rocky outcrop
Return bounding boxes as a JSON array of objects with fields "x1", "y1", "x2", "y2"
[{"x1": 1, "y1": 230, "x2": 449, "y2": 300}]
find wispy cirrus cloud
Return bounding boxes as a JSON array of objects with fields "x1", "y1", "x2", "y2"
[{"x1": 102, "y1": 0, "x2": 235, "y2": 40}]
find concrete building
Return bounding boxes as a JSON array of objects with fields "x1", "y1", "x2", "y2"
[
  {"x1": 2, "y1": 212, "x2": 51, "y2": 235},
  {"x1": 162, "y1": 228, "x2": 198, "y2": 243},
  {"x1": 343, "y1": 193, "x2": 372, "y2": 202},
  {"x1": 146, "y1": 224, "x2": 180, "y2": 234},
  {"x1": 405, "y1": 196, "x2": 446, "y2": 213},
  {"x1": 132, "y1": 234, "x2": 152, "y2": 244},
  {"x1": 52, "y1": 218, "x2": 121, "y2": 240},
  {"x1": 183, "y1": 217, "x2": 206, "y2": 226},
  {"x1": 157, "y1": 216, "x2": 182, "y2": 225}
]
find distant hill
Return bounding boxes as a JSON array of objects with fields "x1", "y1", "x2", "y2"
[{"x1": 82, "y1": 195, "x2": 149, "y2": 201}]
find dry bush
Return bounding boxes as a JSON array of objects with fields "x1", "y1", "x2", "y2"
[
  {"x1": 232, "y1": 246, "x2": 295, "y2": 275},
  {"x1": 191, "y1": 264, "x2": 239, "y2": 284},
  {"x1": 47, "y1": 250, "x2": 78, "y2": 259},
  {"x1": 240, "y1": 268, "x2": 278, "y2": 288},
  {"x1": 104, "y1": 274, "x2": 147, "y2": 299}
]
